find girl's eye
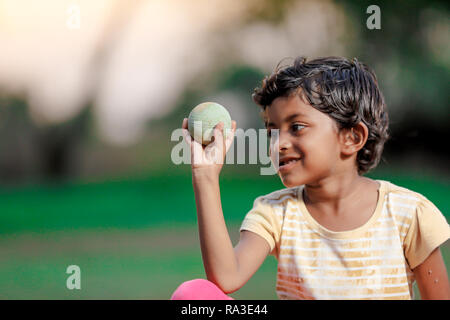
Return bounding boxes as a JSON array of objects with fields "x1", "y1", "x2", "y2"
[{"x1": 292, "y1": 124, "x2": 305, "y2": 132}]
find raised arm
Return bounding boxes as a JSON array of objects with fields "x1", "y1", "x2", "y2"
[{"x1": 182, "y1": 118, "x2": 270, "y2": 293}]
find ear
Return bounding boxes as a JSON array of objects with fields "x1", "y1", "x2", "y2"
[{"x1": 339, "y1": 121, "x2": 369, "y2": 156}]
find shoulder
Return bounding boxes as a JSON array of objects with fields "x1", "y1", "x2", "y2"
[
  {"x1": 253, "y1": 186, "x2": 300, "y2": 207},
  {"x1": 381, "y1": 179, "x2": 441, "y2": 213},
  {"x1": 380, "y1": 180, "x2": 447, "y2": 238},
  {"x1": 381, "y1": 180, "x2": 450, "y2": 269}
]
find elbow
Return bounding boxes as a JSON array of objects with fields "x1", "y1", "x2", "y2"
[
  {"x1": 206, "y1": 274, "x2": 242, "y2": 294},
  {"x1": 220, "y1": 282, "x2": 241, "y2": 295}
]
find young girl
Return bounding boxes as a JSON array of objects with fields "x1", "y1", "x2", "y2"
[{"x1": 172, "y1": 56, "x2": 450, "y2": 300}]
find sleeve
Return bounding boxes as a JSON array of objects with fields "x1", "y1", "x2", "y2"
[
  {"x1": 239, "y1": 196, "x2": 282, "y2": 257},
  {"x1": 403, "y1": 197, "x2": 450, "y2": 269}
]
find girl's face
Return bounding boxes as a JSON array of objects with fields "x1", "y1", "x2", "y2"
[{"x1": 265, "y1": 94, "x2": 343, "y2": 188}]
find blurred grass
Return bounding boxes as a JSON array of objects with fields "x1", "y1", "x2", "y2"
[
  {"x1": 0, "y1": 167, "x2": 448, "y2": 299},
  {"x1": 0, "y1": 226, "x2": 279, "y2": 299},
  {"x1": 0, "y1": 167, "x2": 448, "y2": 234}
]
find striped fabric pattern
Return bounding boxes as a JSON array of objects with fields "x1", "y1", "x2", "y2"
[{"x1": 240, "y1": 180, "x2": 450, "y2": 300}]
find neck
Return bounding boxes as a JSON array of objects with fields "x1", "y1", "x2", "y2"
[{"x1": 303, "y1": 172, "x2": 369, "y2": 212}]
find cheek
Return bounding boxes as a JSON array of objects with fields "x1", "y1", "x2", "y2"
[{"x1": 302, "y1": 133, "x2": 339, "y2": 162}]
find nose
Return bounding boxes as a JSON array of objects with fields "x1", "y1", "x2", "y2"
[{"x1": 278, "y1": 130, "x2": 292, "y2": 152}]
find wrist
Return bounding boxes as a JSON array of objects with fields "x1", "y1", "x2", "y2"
[{"x1": 192, "y1": 167, "x2": 220, "y2": 182}]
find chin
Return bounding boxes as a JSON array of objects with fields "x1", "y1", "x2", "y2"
[{"x1": 279, "y1": 174, "x2": 304, "y2": 188}]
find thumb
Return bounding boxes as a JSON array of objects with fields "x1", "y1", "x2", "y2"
[
  {"x1": 212, "y1": 122, "x2": 225, "y2": 147},
  {"x1": 225, "y1": 120, "x2": 236, "y2": 151}
]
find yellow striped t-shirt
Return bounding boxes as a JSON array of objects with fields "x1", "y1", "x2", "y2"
[{"x1": 239, "y1": 180, "x2": 450, "y2": 300}]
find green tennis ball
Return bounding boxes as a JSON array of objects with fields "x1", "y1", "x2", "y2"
[{"x1": 188, "y1": 102, "x2": 232, "y2": 145}]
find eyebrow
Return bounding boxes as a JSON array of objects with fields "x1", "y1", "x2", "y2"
[{"x1": 265, "y1": 112, "x2": 308, "y2": 127}]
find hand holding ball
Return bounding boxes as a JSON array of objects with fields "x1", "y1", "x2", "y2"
[
  {"x1": 182, "y1": 102, "x2": 236, "y2": 170},
  {"x1": 187, "y1": 102, "x2": 232, "y2": 145}
]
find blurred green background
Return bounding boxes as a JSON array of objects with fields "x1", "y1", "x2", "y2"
[{"x1": 0, "y1": 0, "x2": 449, "y2": 299}]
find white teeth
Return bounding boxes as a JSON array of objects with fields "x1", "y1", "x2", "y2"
[{"x1": 280, "y1": 159, "x2": 298, "y2": 166}]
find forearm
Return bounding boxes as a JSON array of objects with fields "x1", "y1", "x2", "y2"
[{"x1": 192, "y1": 169, "x2": 239, "y2": 291}]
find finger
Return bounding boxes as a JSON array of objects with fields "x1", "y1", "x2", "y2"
[
  {"x1": 191, "y1": 138, "x2": 204, "y2": 165},
  {"x1": 212, "y1": 122, "x2": 225, "y2": 146},
  {"x1": 231, "y1": 120, "x2": 236, "y2": 130},
  {"x1": 181, "y1": 118, "x2": 192, "y2": 146},
  {"x1": 183, "y1": 128, "x2": 204, "y2": 158},
  {"x1": 214, "y1": 121, "x2": 224, "y2": 132},
  {"x1": 225, "y1": 120, "x2": 236, "y2": 139},
  {"x1": 230, "y1": 120, "x2": 237, "y2": 136},
  {"x1": 182, "y1": 128, "x2": 193, "y2": 147},
  {"x1": 206, "y1": 122, "x2": 224, "y2": 156},
  {"x1": 183, "y1": 128, "x2": 203, "y2": 165},
  {"x1": 205, "y1": 123, "x2": 224, "y2": 164},
  {"x1": 225, "y1": 120, "x2": 237, "y2": 151}
]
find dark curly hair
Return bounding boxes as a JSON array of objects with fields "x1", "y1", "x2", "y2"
[{"x1": 252, "y1": 56, "x2": 390, "y2": 175}]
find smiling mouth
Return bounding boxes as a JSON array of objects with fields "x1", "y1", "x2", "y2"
[
  {"x1": 278, "y1": 158, "x2": 301, "y2": 171},
  {"x1": 279, "y1": 159, "x2": 298, "y2": 166}
]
